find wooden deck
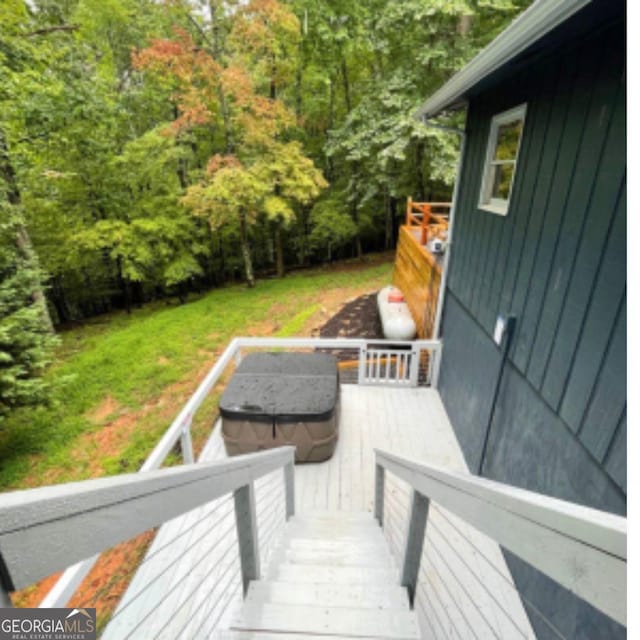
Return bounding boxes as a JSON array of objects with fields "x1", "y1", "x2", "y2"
[{"x1": 103, "y1": 385, "x2": 535, "y2": 639}]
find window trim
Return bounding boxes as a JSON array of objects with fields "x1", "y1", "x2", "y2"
[{"x1": 478, "y1": 103, "x2": 527, "y2": 216}]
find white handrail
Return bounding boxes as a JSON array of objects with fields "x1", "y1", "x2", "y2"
[
  {"x1": 375, "y1": 449, "x2": 627, "y2": 626},
  {"x1": 40, "y1": 336, "x2": 440, "y2": 607},
  {"x1": 1, "y1": 447, "x2": 295, "y2": 594}
]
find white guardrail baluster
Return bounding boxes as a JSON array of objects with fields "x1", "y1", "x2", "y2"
[{"x1": 374, "y1": 449, "x2": 627, "y2": 626}]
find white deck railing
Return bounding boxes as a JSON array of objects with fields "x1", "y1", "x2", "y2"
[
  {"x1": 0, "y1": 447, "x2": 295, "y2": 612},
  {"x1": 374, "y1": 449, "x2": 627, "y2": 628},
  {"x1": 34, "y1": 336, "x2": 440, "y2": 608}
]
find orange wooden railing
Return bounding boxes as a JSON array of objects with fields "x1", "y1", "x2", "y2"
[{"x1": 405, "y1": 197, "x2": 451, "y2": 246}]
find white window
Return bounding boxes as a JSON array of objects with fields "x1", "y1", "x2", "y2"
[{"x1": 478, "y1": 104, "x2": 527, "y2": 215}]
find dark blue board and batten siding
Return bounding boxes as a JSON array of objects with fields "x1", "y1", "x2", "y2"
[{"x1": 437, "y1": 17, "x2": 626, "y2": 640}]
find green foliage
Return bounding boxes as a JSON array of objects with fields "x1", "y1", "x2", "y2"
[
  {"x1": 0, "y1": 206, "x2": 57, "y2": 422},
  {"x1": 0, "y1": 255, "x2": 392, "y2": 488},
  {"x1": 308, "y1": 193, "x2": 357, "y2": 257},
  {"x1": 0, "y1": 0, "x2": 534, "y2": 423}
]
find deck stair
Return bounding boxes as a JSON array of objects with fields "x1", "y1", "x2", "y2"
[{"x1": 224, "y1": 511, "x2": 420, "y2": 640}]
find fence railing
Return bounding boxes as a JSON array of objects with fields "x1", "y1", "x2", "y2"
[
  {"x1": 374, "y1": 449, "x2": 627, "y2": 628},
  {"x1": 36, "y1": 336, "x2": 440, "y2": 608},
  {"x1": 0, "y1": 447, "x2": 295, "y2": 614},
  {"x1": 405, "y1": 197, "x2": 451, "y2": 246}
]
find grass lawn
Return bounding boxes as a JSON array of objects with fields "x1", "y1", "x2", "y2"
[{"x1": 0, "y1": 254, "x2": 392, "y2": 491}]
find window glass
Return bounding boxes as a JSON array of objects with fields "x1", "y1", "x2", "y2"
[
  {"x1": 490, "y1": 164, "x2": 514, "y2": 200},
  {"x1": 494, "y1": 121, "x2": 522, "y2": 160},
  {"x1": 478, "y1": 105, "x2": 526, "y2": 215}
]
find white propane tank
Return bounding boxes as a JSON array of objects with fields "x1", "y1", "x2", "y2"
[{"x1": 377, "y1": 286, "x2": 417, "y2": 340}]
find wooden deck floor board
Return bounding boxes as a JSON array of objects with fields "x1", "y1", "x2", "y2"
[{"x1": 103, "y1": 384, "x2": 535, "y2": 640}]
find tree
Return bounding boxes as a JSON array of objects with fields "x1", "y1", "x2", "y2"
[
  {"x1": 0, "y1": 0, "x2": 533, "y2": 326},
  {"x1": 257, "y1": 141, "x2": 327, "y2": 276},
  {"x1": 0, "y1": 197, "x2": 57, "y2": 422},
  {"x1": 183, "y1": 157, "x2": 269, "y2": 288},
  {"x1": 137, "y1": 2, "x2": 325, "y2": 285}
]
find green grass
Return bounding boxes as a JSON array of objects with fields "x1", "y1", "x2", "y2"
[{"x1": 0, "y1": 255, "x2": 392, "y2": 490}]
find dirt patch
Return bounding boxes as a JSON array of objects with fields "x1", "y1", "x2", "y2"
[
  {"x1": 86, "y1": 395, "x2": 121, "y2": 424},
  {"x1": 68, "y1": 530, "x2": 156, "y2": 634},
  {"x1": 12, "y1": 529, "x2": 155, "y2": 636},
  {"x1": 245, "y1": 320, "x2": 279, "y2": 336},
  {"x1": 72, "y1": 412, "x2": 141, "y2": 476},
  {"x1": 157, "y1": 356, "x2": 170, "y2": 366}
]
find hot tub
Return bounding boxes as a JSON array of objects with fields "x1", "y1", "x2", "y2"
[{"x1": 219, "y1": 353, "x2": 339, "y2": 462}]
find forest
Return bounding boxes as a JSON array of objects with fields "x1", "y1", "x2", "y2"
[{"x1": 1, "y1": 0, "x2": 530, "y2": 420}]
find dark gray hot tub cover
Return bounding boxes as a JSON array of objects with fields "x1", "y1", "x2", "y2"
[{"x1": 219, "y1": 352, "x2": 339, "y2": 423}]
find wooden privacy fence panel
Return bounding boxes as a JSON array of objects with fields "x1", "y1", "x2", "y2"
[{"x1": 393, "y1": 226, "x2": 442, "y2": 338}]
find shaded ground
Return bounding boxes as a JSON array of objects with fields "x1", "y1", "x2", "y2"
[{"x1": 316, "y1": 292, "x2": 383, "y2": 340}]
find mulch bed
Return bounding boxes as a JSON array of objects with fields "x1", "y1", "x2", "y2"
[
  {"x1": 314, "y1": 292, "x2": 385, "y2": 380},
  {"x1": 317, "y1": 292, "x2": 383, "y2": 340}
]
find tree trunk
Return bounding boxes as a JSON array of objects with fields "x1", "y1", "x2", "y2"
[
  {"x1": 457, "y1": 14, "x2": 473, "y2": 36},
  {"x1": 239, "y1": 212, "x2": 255, "y2": 288},
  {"x1": 325, "y1": 77, "x2": 336, "y2": 181},
  {"x1": 115, "y1": 256, "x2": 132, "y2": 313},
  {"x1": 354, "y1": 233, "x2": 363, "y2": 259},
  {"x1": 274, "y1": 224, "x2": 285, "y2": 278},
  {"x1": 50, "y1": 275, "x2": 71, "y2": 325},
  {"x1": 384, "y1": 190, "x2": 393, "y2": 250},
  {"x1": 208, "y1": 0, "x2": 233, "y2": 154},
  {"x1": 0, "y1": 127, "x2": 54, "y2": 332},
  {"x1": 415, "y1": 141, "x2": 427, "y2": 201},
  {"x1": 295, "y1": 43, "x2": 303, "y2": 121},
  {"x1": 348, "y1": 161, "x2": 363, "y2": 260},
  {"x1": 390, "y1": 196, "x2": 399, "y2": 246},
  {"x1": 298, "y1": 205, "x2": 310, "y2": 267}
]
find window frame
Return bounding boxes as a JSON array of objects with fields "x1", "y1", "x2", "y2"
[{"x1": 477, "y1": 103, "x2": 527, "y2": 216}]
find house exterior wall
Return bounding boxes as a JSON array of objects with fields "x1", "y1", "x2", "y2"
[{"x1": 438, "y1": 16, "x2": 626, "y2": 639}]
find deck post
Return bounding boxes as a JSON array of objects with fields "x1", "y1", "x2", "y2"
[
  {"x1": 400, "y1": 490, "x2": 430, "y2": 608},
  {"x1": 429, "y1": 345, "x2": 442, "y2": 388},
  {"x1": 284, "y1": 460, "x2": 295, "y2": 519},
  {"x1": 1, "y1": 586, "x2": 12, "y2": 608},
  {"x1": 358, "y1": 346, "x2": 367, "y2": 384},
  {"x1": 180, "y1": 421, "x2": 194, "y2": 464},
  {"x1": 374, "y1": 463, "x2": 385, "y2": 526},
  {"x1": 409, "y1": 344, "x2": 420, "y2": 387},
  {"x1": 233, "y1": 481, "x2": 261, "y2": 597}
]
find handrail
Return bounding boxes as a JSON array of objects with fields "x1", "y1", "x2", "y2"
[
  {"x1": 374, "y1": 448, "x2": 626, "y2": 626},
  {"x1": 40, "y1": 336, "x2": 441, "y2": 607},
  {"x1": 0, "y1": 447, "x2": 295, "y2": 597},
  {"x1": 405, "y1": 197, "x2": 451, "y2": 246}
]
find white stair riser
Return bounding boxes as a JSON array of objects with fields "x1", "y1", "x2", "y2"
[
  {"x1": 246, "y1": 580, "x2": 409, "y2": 610},
  {"x1": 282, "y1": 548, "x2": 395, "y2": 568},
  {"x1": 268, "y1": 563, "x2": 398, "y2": 585},
  {"x1": 231, "y1": 603, "x2": 419, "y2": 640},
  {"x1": 284, "y1": 538, "x2": 388, "y2": 553}
]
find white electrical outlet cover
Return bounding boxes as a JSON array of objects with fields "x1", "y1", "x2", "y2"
[{"x1": 494, "y1": 316, "x2": 506, "y2": 346}]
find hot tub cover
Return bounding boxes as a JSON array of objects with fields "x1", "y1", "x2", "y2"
[
  {"x1": 219, "y1": 353, "x2": 338, "y2": 422},
  {"x1": 219, "y1": 352, "x2": 339, "y2": 462}
]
